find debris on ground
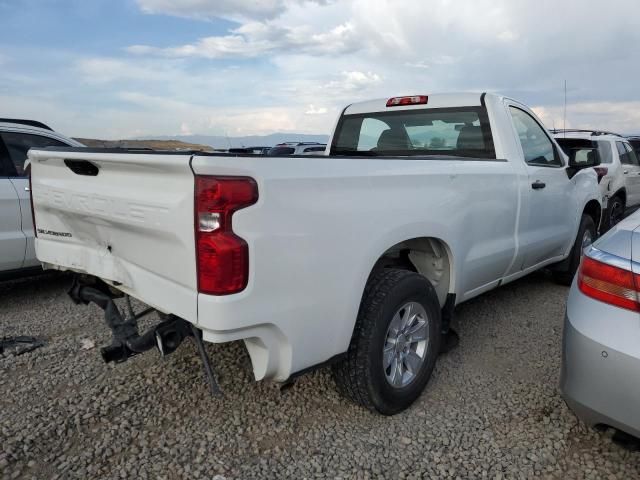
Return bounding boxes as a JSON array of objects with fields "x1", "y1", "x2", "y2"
[
  {"x1": 79, "y1": 338, "x2": 96, "y2": 350},
  {"x1": 0, "y1": 335, "x2": 45, "y2": 356}
]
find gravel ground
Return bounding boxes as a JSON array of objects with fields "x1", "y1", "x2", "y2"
[{"x1": 1, "y1": 272, "x2": 639, "y2": 479}]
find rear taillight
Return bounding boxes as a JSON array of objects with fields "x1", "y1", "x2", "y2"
[
  {"x1": 194, "y1": 176, "x2": 258, "y2": 295},
  {"x1": 578, "y1": 254, "x2": 640, "y2": 311},
  {"x1": 594, "y1": 166, "x2": 608, "y2": 183}
]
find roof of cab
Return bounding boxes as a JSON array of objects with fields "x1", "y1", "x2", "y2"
[{"x1": 344, "y1": 92, "x2": 495, "y2": 115}]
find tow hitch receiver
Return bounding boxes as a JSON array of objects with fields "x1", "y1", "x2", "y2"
[{"x1": 68, "y1": 276, "x2": 222, "y2": 396}]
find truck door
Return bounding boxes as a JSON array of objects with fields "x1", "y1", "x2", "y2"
[
  {"x1": 508, "y1": 106, "x2": 576, "y2": 270},
  {"x1": 0, "y1": 137, "x2": 25, "y2": 271},
  {"x1": 616, "y1": 141, "x2": 640, "y2": 207}
]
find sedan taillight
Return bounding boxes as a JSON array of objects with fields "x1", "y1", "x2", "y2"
[
  {"x1": 194, "y1": 175, "x2": 258, "y2": 295},
  {"x1": 578, "y1": 253, "x2": 640, "y2": 312}
]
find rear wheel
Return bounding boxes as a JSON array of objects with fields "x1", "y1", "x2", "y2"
[
  {"x1": 608, "y1": 195, "x2": 625, "y2": 229},
  {"x1": 332, "y1": 269, "x2": 441, "y2": 415},
  {"x1": 553, "y1": 214, "x2": 595, "y2": 286}
]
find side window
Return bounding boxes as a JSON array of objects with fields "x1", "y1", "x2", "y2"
[
  {"x1": 616, "y1": 142, "x2": 627, "y2": 163},
  {"x1": 616, "y1": 141, "x2": 638, "y2": 165},
  {"x1": 0, "y1": 138, "x2": 12, "y2": 177},
  {"x1": 509, "y1": 107, "x2": 561, "y2": 167},
  {"x1": 624, "y1": 143, "x2": 639, "y2": 166},
  {"x1": 0, "y1": 132, "x2": 67, "y2": 177},
  {"x1": 597, "y1": 141, "x2": 613, "y2": 164}
]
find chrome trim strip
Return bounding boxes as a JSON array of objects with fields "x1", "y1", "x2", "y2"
[{"x1": 585, "y1": 246, "x2": 634, "y2": 271}]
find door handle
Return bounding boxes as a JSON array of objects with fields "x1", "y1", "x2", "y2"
[
  {"x1": 531, "y1": 180, "x2": 546, "y2": 190},
  {"x1": 623, "y1": 170, "x2": 629, "y2": 174},
  {"x1": 24, "y1": 186, "x2": 30, "y2": 192}
]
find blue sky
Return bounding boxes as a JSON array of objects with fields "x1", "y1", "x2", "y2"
[
  {"x1": 1, "y1": 0, "x2": 639, "y2": 139},
  {"x1": 0, "y1": 0, "x2": 233, "y2": 53}
]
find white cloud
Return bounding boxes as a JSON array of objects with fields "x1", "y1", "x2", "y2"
[
  {"x1": 497, "y1": 30, "x2": 518, "y2": 42},
  {"x1": 5, "y1": 0, "x2": 640, "y2": 139},
  {"x1": 533, "y1": 101, "x2": 640, "y2": 135},
  {"x1": 135, "y1": 0, "x2": 332, "y2": 21},
  {"x1": 180, "y1": 122, "x2": 193, "y2": 135},
  {"x1": 127, "y1": 21, "x2": 358, "y2": 58},
  {"x1": 305, "y1": 104, "x2": 328, "y2": 115},
  {"x1": 75, "y1": 58, "x2": 160, "y2": 83},
  {"x1": 405, "y1": 61, "x2": 429, "y2": 69},
  {"x1": 322, "y1": 71, "x2": 381, "y2": 93}
]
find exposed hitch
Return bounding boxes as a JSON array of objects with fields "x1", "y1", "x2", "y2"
[{"x1": 68, "y1": 275, "x2": 222, "y2": 396}]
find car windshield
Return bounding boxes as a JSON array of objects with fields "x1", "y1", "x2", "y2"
[
  {"x1": 555, "y1": 138, "x2": 612, "y2": 164},
  {"x1": 331, "y1": 107, "x2": 495, "y2": 158}
]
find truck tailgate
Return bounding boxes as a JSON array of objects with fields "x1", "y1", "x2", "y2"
[{"x1": 29, "y1": 149, "x2": 198, "y2": 323}]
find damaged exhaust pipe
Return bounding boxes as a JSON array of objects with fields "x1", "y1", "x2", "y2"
[
  {"x1": 68, "y1": 275, "x2": 222, "y2": 396},
  {"x1": 100, "y1": 327, "x2": 157, "y2": 363},
  {"x1": 154, "y1": 319, "x2": 191, "y2": 357}
]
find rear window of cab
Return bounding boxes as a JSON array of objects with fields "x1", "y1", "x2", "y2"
[{"x1": 331, "y1": 107, "x2": 496, "y2": 159}]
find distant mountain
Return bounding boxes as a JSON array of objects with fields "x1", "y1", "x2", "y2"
[
  {"x1": 135, "y1": 133, "x2": 329, "y2": 149},
  {"x1": 75, "y1": 138, "x2": 213, "y2": 151}
]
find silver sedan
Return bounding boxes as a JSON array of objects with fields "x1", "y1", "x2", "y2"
[{"x1": 562, "y1": 209, "x2": 640, "y2": 441}]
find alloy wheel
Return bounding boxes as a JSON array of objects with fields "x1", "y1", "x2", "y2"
[{"x1": 383, "y1": 301, "x2": 430, "y2": 388}]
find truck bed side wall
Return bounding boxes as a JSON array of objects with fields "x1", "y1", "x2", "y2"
[{"x1": 192, "y1": 154, "x2": 520, "y2": 379}]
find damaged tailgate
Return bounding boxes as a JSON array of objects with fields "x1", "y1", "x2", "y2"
[{"x1": 29, "y1": 148, "x2": 198, "y2": 323}]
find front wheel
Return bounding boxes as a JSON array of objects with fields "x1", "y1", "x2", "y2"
[
  {"x1": 553, "y1": 214, "x2": 596, "y2": 286},
  {"x1": 331, "y1": 269, "x2": 441, "y2": 415}
]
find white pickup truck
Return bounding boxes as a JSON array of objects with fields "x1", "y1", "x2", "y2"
[{"x1": 29, "y1": 93, "x2": 601, "y2": 414}]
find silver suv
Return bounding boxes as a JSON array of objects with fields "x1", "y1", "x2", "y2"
[
  {"x1": 0, "y1": 119, "x2": 83, "y2": 277},
  {"x1": 554, "y1": 130, "x2": 640, "y2": 229}
]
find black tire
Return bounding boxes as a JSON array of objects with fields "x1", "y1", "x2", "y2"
[
  {"x1": 608, "y1": 195, "x2": 625, "y2": 230},
  {"x1": 331, "y1": 269, "x2": 441, "y2": 415},
  {"x1": 553, "y1": 214, "x2": 596, "y2": 286}
]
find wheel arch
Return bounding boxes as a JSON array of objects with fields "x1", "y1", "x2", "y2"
[
  {"x1": 365, "y1": 236, "x2": 455, "y2": 308},
  {"x1": 612, "y1": 187, "x2": 626, "y2": 205}
]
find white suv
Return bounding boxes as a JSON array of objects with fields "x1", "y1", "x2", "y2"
[
  {"x1": 0, "y1": 119, "x2": 83, "y2": 277},
  {"x1": 554, "y1": 130, "x2": 639, "y2": 229}
]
